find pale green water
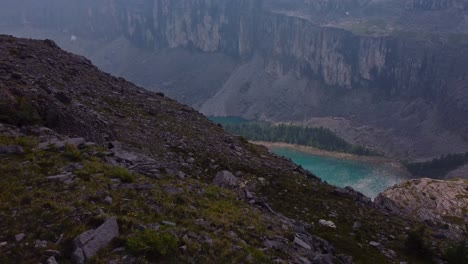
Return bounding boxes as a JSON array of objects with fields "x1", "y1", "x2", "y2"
[{"x1": 272, "y1": 147, "x2": 405, "y2": 199}]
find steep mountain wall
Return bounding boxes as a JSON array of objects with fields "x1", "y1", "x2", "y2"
[
  {"x1": 2, "y1": 0, "x2": 468, "y2": 159},
  {"x1": 405, "y1": 0, "x2": 468, "y2": 10}
]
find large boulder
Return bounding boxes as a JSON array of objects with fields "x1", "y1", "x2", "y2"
[
  {"x1": 72, "y1": 218, "x2": 119, "y2": 263},
  {"x1": 212, "y1": 170, "x2": 238, "y2": 188},
  {"x1": 375, "y1": 178, "x2": 468, "y2": 239}
]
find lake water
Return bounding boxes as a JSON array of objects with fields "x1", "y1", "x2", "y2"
[
  {"x1": 207, "y1": 116, "x2": 406, "y2": 199},
  {"x1": 272, "y1": 147, "x2": 406, "y2": 199}
]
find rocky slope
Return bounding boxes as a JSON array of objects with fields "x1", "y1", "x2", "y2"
[
  {"x1": 1, "y1": 34, "x2": 461, "y2": 263},
  {"x1": 375, "y1": 178, "x2": 468, "y2": 241}
]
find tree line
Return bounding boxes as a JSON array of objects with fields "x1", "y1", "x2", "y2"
[
  {"x1": 405, "y1": 152, "x2": 468, "y2": 178},
  {"x1": 221, "y1": 122, "x2": 378, "y2": 156}
]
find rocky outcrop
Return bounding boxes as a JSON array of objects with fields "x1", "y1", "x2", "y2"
[
  {"x1": 375, "y1": 178, "x2": 468, "y2": 239},
  {"x1": 72, "y1": 218, "x2": 120, "y2": 263}
]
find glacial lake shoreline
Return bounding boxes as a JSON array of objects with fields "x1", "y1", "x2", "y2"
[
  {"x1": 252, "y1": 141, "x2": 412, "y2": 199},
  {"x1": 253, "y1": 141, "x2": 411, "y2": 174}
]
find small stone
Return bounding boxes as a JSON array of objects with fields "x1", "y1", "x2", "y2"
[
  {"x1": 245, "y1": 190, "x2": 254, "y2": 199},
  {"x1": 352, "y1": 222, "x2": 362, "y2": 231},
  {"x1": 111, "y1": 247, "x2": 125, "y2": 253},
  {"x1": 114, "y1": 151, "x2": 138, "y2": 162},
  {"x1": 15, "y1": 233, "x2": 25, "y2": 242},
  {"x1": 299, "y1": 256, "x2": 312, "y2": 264},
  {"x1": 38, "y1": 139, "x2": 66, "y2": 150},
  {"x1": 162, "y1": 221, "x2": 176, "y2": 226},
  {"x1": 72, "y1": 248, "x2": 85, "y2": 264},
  {"x1": 264, "y1": 239, "x2": 282, "y2": 250},
  {"x1": 179, "y1": 245, "x2": 187, "y2": 252},
  {"x1": 47, "y1": 173, "x2": 75, "y2": 182},
  {"x1": 66, "y1": 138, "x2": 86, "y2": 147},
  {"x1": 369, "y1": 241, "x2": 381, "y2": 247},
  {"x1": 46, "y1": 256, "x2": 58, "y2": 264},
  {"x1": 0, "y1": 242, "x2": 7, "y2": 247},
  {"x1": 84, "y1": 142, "x2": 96, "y2": 147},
  {"x1": 35, "y1": 240, "x2": 47, "y2": 248},
  {"x1": 318, "y1": 219, "x2": 336, "y2": 229},
  {"x1": 178, "y1": 171, "x2": 187, "y2": 179},
  {"x1": 293, "y1": 236, "x2": 311, "y2": 250},
  {"x1": 258, "y1": 177, "x2": 266, "y2": 183},
  {"x1": 187, "y1": 157, "x2": 195, "y2": 163},
  {"x1": 110, "y1": 178, "x2": 122, "y2": 184},
  {"x1": 104, "y1": 196, "x2": 113, "y2": 205},
  {"x1": 165, "y1": 186, "x2": 184, "y2": 195}
]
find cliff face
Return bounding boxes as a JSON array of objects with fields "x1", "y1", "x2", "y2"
[
  {"x1": 3, "y1": 0, "x2": 468, "y2": 159},
  {"x1": 405, "y1": 0, "x2": 468, "y2": 10}
]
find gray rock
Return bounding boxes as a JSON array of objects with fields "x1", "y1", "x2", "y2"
[
  {"x1": 165, "y1": 186, "x2": 184, "y2": 195},
  {"x1": 35, "y1": 240, "x2": 47, "y2": 248},
  {"x1": 263, "y1": 239, "x2": 282, "y2": 250},
  {"x1": 194, "y1": 219, "x2": 211, "y2": 227},
  {"x1": 104, "y1": 196, "x2": 113, "y2": 205},
  {"x1": 162, "y1": 220, "x2": 176, "y2": 226},
  {"x1": 245, "y1": 190, "x2": 254, "y2": 199},
  {"x1": 72, "y1": 218, "x2": 119, "y2": 263},
  {"x1": 293, "y1": 236, "x2": 311, "y2": 250},
  {"x1": 114, "y1": 151, "x2": 138, "y2": 162},
  {"x1": 313, "y1": 254, "x2": 333, "y2": 264},
  {"x1": 0, "y1": 242, "x2": 7, "y2": 247},
  {"x1": 318, "y1": 219, "x2": 336, "y2": 229},
  {"x1": 212, "y1": 170, "x2": 238, "y2": 188},
  {"x1": 369, "y1": 241, "x2": 381, "y2": 247},
  {"x1": 72, "y1": 248, "x2": 85, "y2": 264},
  {"x1": 47, "y1": 173, "x2": 75, "y2": 182},
  {"x1": 84, "y1": 142, "x2": 96, "y2": 147},
  {"x1": 46, "y1": 256, "x2": 58, "y2": 264},
  {"x1": 120, "y1": 183, "x2": 155, "y2": 190},
  {"x1": 352, "y1": 222, "x2": 362, "y2": 230},
  {"x1": 178, "y1": 171, "x2": 187, "y2": 179},
  {"x1": 0, "y1": 145, "x2": 24, "y2": 155},
  {"x1": 15, "y1": 233, "x2": 25, "y2": 242},
  {"x1": 298, "y1": 257, "x2": 312, "y2": 264},
  {"x1": 38, "y1": 139, "x2": 65, "y2": 150},
  {"x1": 66, "y1": 138, "x2": 86, "y2": 147}
]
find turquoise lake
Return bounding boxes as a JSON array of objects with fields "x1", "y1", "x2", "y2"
[{"x1": 272, "y1": 147, "x2": 406, "y2": 199}]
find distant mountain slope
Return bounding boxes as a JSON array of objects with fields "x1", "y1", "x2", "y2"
[{"x1": 2, "y1": 0, "x2": 468, "y2": 160}]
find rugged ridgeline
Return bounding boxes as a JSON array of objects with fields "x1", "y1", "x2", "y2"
[
  {"x1": 2, "y1": 35, "x2": 467, "y2": 264},
  {"x1": 406, "y1": 0, "x2": 468, "y2": 10},
  {"x1": 2, "y1": 0, "x2": 468, "y2": 160}
]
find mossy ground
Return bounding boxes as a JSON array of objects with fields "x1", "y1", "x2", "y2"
[{"x1": 0, "y1": 135, "x2": 295, "y2": 263}]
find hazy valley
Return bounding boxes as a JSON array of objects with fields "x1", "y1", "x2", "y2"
[{"x1": 0, "y1": 1, "x2": 467, "y2": 263}]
